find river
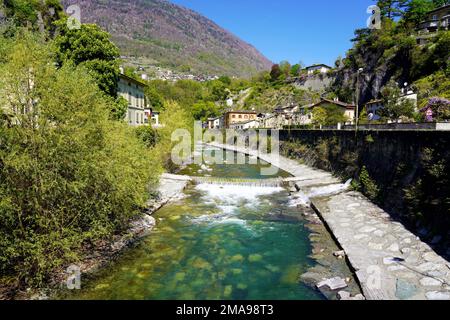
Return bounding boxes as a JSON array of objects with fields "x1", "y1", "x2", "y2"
[{"x1": 62, "y1": 150, "x2": 325, "y2": 300}]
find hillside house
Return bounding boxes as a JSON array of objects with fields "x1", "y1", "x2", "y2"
[
  {"x1": 117, "y1": 74, "x2": 147, "y2": 126},
  {"x1": 365, "y1": 91, "x2": 418, "y2": 121},
  {"x1": 292, "y1": 99, "x2": 356, "y2": 126},
  {"x1": 305, "y1": 64, "x2": 332, "y2": 75},
  {"x1": 144, "y1": 108, "x2": 160, "y2": 127},
  {"x1": 311, "y1": 99, "x2": 356, "y2": 122},
  {"x1": 229, "y1": 119, "x2": 260, "y2": 130},
  {"x1": 224, "y1": 111, "x2": 258, "y2": 129},
  {"x1": 418, "y1": 4, "x2": 450, "y2": 33},
  {"x1": 207, "y1": 116, "x2": 224, "y2": 129},
  {"x1": 365, "y1": 99, "x2": 384, "y2": 121}
]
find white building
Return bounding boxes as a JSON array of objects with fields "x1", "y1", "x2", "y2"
[
  {"x1": 365, "y1": 91, "x2": 418, "y2": 121},
  {"x1": 144, "y1": 108, "x2": 160, "y2": 127},
  {"x1": 305, "y1": 64, "x2": 333, "y2": 75},
  {"x1": 229, "y1": 119, "x2": 260, "y2": 130},
  {"x1": 207, "y1": 116, "x2": 224, "y2": 129},
  {"x1": 117, "y1": 74, "x2": 147, "y2": 126}
]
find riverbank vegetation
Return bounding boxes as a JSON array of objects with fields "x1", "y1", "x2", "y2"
[{"x1": 0, "y1": 5, "x2": 191, "y2": 292}]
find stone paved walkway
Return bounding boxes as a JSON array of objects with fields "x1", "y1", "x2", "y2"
[
  {"x1": 207, "y1": 142, "x2": 450, "y2": 300},
  {"x1": 313, "y1": 192, "x2": 450, "y2": 300}
]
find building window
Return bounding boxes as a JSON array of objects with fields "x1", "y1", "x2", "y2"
[
  {"x1": 232, "y1": 115, "x2": 236, "y2": 118},
  {"x1": 239, "y1": 115, "x2": 242, "y2": 119}
]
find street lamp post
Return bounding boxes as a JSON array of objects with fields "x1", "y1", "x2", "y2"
[{"x1": 355, "y1": 68, "x2": 364, "y2": 133}]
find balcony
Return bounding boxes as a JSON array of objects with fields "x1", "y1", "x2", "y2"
[{"x1": 418, "y1": 19, "x2": 439, "y2": 32}]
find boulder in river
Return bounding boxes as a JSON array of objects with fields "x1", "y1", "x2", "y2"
[{"x1": 317, "y1": 277, "x2": 348, "y2": 291}]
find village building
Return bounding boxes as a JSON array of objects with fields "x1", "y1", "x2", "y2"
[
  {"x1": 229, "y1": 119, "x2": 260, "y2": 130},
  {"x1": 293, "y1": 99, "x2": 356, "y2": 126},
  {"x1": 365, "y1": 99, "x2": 384, "y2": 121},
  {"x1": 207, "y1": 116, "x2": 224, "y2": 129},
  {"x1": 224, "y1": 111, "x2": 258, "y2": 129},
  {"x1": 418, "y1": 4, "x2": 450, "y2": 33},
  {"x1": 305, "y1": 64, "x2": 333, "y2": 75},
  {"x1": 365, "y1": 91, "x2": 418, "y2": 121},
  {"x1": 293, "y1": 104, "x2": 316, "y2": 126},
  {"x1": 144, "y1": 108, "x2": 160, "y2": 127},
  {"x1": 117, "y1": 73, "x2": 147, "y2": 126}
]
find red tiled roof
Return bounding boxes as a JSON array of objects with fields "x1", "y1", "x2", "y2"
[{"x1": 311, "y1": 99, "x2": 356, "y2": 109}]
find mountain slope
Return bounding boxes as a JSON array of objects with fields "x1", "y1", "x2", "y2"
[{"x1": 60, "y1": 0, "x2": 272, "y2": 77}]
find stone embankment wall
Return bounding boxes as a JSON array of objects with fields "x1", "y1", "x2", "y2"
[{"x1": 279, "y1": 129, "x2": 450, "y2": 249}]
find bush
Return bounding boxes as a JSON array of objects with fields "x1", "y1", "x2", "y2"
[
  {"x1": 0, "y1": 34, "x2": 160, "y2": 286},
  {"x1": 359, "y1": 166, "x2": 379, "y2": 201},
  {"x1": 135, "y1": 125, "x2": 160, "y2": 148}
]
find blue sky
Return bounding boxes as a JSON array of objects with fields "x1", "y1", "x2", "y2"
[{"x1": 170, "y1": 0, "x2": 375, "y2": 66}]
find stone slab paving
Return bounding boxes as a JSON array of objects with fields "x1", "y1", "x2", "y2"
[
  {"x1": 312, "y1": 192, "x2": 450, "y2": 300},
  {"x1": 206, "y1": 142, "x2": 450, "y2": 300},
  {"x1": 158, "y1": 173, "x2": 189, "y2": 201}
]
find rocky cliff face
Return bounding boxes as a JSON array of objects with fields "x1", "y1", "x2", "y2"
[
  {"x1": 60, "y1": 0, "x2": 273, "y2": 77},
  {"x1": 332, "y1": 51, "x2": 400, "y2": 105}
]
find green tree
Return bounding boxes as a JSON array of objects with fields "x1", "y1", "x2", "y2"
[
  {"x1": 312, "y1": 104, "x2": 349, "y2": 126},
  {"x1": 376, "y1": 0, "x2": 409, "y2": 19},
  {"x1": 191, "y1": 101, "x2": 220, "y2": 121},
  {"x1": 1, "y1": 0, "x2": 63, "y2": 35},
  {"x1": 312, "y1": 107, "x2": 328, "y2": 126},
  {"x1": 270, "y1": 64, "x2": 282, "y2": 81},
  {"x1": 110, "y1": 96, "x2": 129, "y2": 121},
  {"x1": 380, "y1": 80, "x2": 416, "y2": 120},
  {"x1": 279, "y1": 60, "x2": 292, "y2": 78},
  {"x1": 135, "y1": 125, "x2": 160, "y2": 148},
  {"x1": 54, "y1": 20, "x2": 120, "y2": 97},
  {"x1": 145, "y1": 85, "x2": 165, "y2": 111},
  {"x1": 208, "y1": 80, "x2": 229, "y2": 101},
  {"x1": 290, "y1": 64, "x2": 301, "y2": 76},
  {"x1": 404, "y1": 0, "x2": 437, "y2": 25}
]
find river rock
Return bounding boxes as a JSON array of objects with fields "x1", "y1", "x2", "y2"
[
  {"x1": 317, "y1": 277, "x2": 348, "y2": 291},
  {"x1": 337, "y1": 291, "x2": 351, "y2": 300},
  {"x1": 337, "y1": 291, "x2": 365, "y2": 300},
  {"x1": 333, "y1": 250, "x2": 346, "y2": 259}
]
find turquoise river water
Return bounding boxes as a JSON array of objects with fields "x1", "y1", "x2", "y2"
[{"x1": 62, "y1": 150, "x2": 324, "y2": 300}]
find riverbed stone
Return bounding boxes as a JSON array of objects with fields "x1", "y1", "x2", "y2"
[
  {"x1": 337, "y1": 291, "x2": 351, "y2": 300},
  {"x1": 333, "y1": 250, "x2": 346, "y2": 259}
]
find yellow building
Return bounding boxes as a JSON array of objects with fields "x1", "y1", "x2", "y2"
[{"x1": 224, "y1": 111, "x2": 257, "y2": 129}]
